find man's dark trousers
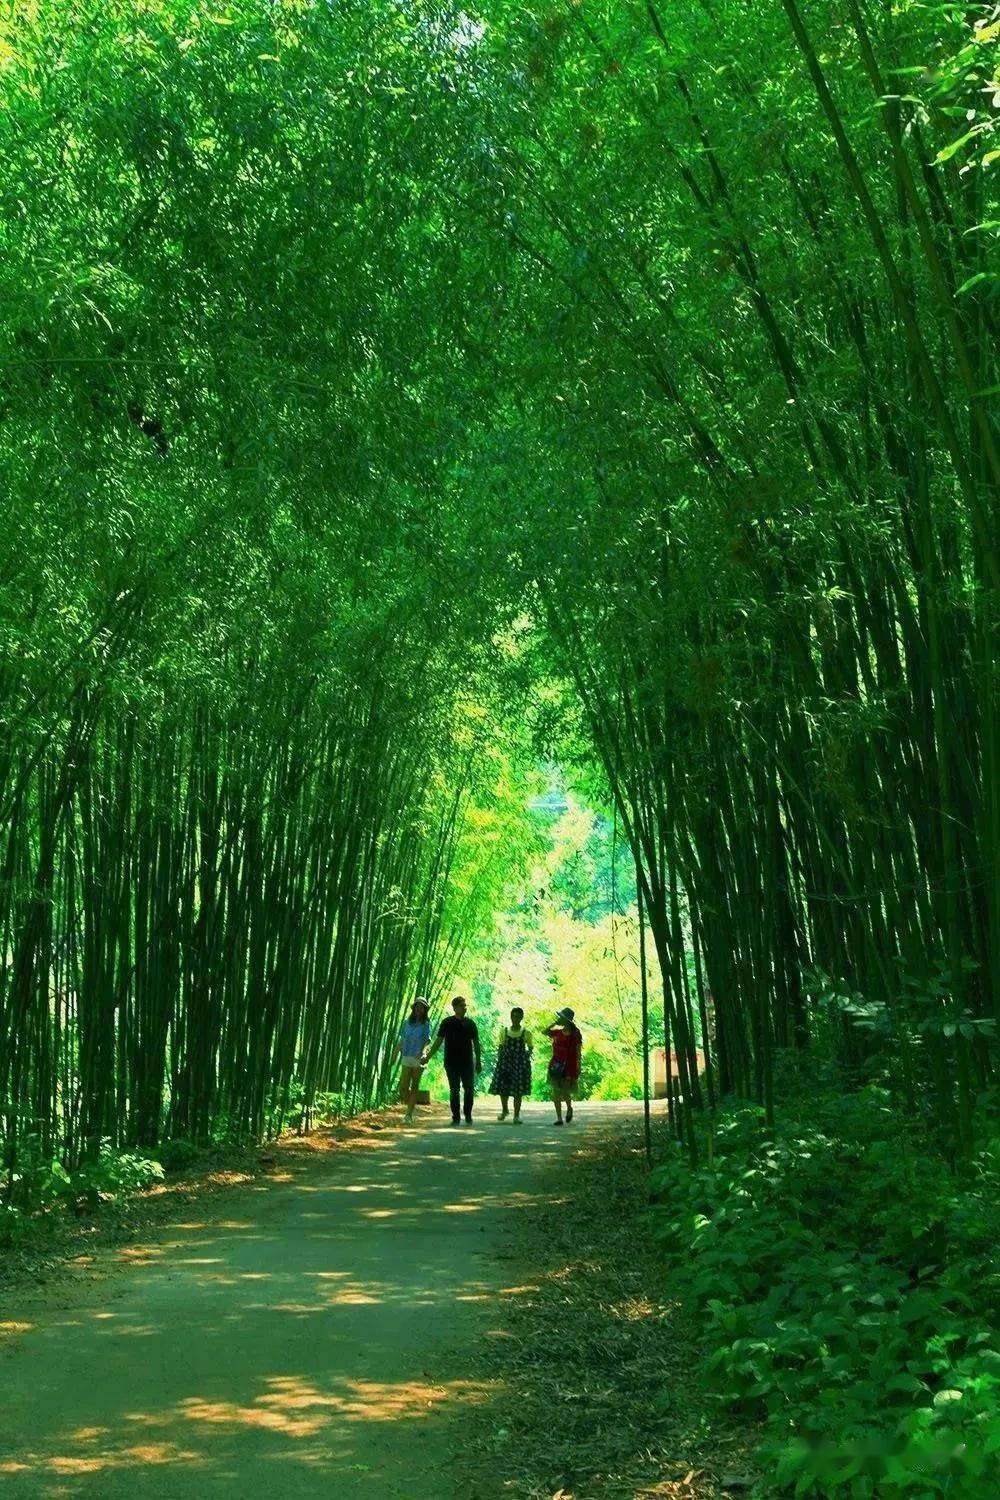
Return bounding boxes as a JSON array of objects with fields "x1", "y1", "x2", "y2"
[{"x1": 446, "y1": 1061, "x2": 475, "y2": 1122}]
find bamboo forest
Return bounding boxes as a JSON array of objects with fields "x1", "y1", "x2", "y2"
[{"x1": 1, "y1": 1, "x2": 998, "y2": 1496}]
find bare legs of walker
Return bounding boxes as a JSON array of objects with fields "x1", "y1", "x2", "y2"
[
  {"x1": 497, "y1": 1093, "x2": 509, "y2": 1121},
  {"x1": 400, "y1": 1065, "x2": 421, "y2": 1123},
  {"x1": 552, "y1": 1080, "x2": 574, "y2": 1125}
]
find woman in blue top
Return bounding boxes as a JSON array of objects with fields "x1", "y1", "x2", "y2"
[{"x1": 396, "y1": 998, "x2": 431, "y2": 1124}]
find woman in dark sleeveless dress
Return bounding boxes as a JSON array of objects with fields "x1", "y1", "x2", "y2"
[{"x1": 490, "y1": 1007, "x2": 533, "y2": 1123}]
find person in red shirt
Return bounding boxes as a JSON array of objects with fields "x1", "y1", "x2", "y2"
[{"x1": 545, "y1": 1007, "x2": 582, "y2": 1126}]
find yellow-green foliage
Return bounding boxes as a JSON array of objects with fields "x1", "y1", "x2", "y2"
[{"x1": 452, "y1": 797, "x2": 663, "y2": 1099}]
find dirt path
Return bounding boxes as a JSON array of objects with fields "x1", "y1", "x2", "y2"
[{"x1": 1, "y1": 1101, "x2": 642, "y2": 1498}]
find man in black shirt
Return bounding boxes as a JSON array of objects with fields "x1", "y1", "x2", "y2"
[{"x1": 424, "y1": 995, "x2": 482, "y2": 1125}]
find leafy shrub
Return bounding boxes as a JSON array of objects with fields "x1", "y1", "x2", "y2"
[
  {"x1": 6, "y1": 1133, "x2": 75, "y2": 1211},
  {"x1": 573, "y1": 1035, "x2": 644, "y2": 1099},
  {"x1": 311, "y1": 1090, "x2": 350, "y2": 1124},
  {"x1": 155, "y1": 1138, "x2": 199, "y2": 1172},
  {"x1": 270, "y1": 1080, "x2": 357, "y2": 1133},
  {"x1": 650, "y1": 1073, "x2": 1000, "y2": 1495},
  {"x1": 70, "y1": 1146, "x2": 164, "y2": 1208},
  {"x1": 8, "y1": 1140, "x2": 164, "y2": 1214},
  {"x1": 588, "y1": 1060, "x2": 644, "y2": 1100},
  {"x1": 0, "y1": 1201, "x2": 31, "y2": 1248}
]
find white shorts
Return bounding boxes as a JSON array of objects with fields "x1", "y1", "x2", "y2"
[{"x1": 401, "y1": 1056, "x2": 423, "y2": 1070}]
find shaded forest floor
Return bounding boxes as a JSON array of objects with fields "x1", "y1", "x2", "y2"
[{"x1": 462, "y1": 1118, "x2": 757, "y2": 1499}]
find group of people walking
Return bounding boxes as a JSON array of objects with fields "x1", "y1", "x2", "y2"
[{"x1": 395, "y1": 994, "x2": 582, "y2": 1127}]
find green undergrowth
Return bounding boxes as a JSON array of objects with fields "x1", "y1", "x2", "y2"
[
  {"x1": 1, "y1": 1143, "x2": 165, "y2": 1247},
  {"x1": 1, "y1": 1087, "x2": 358, "y2": 1249},
  {"x1": 650, "y1": 1061, "x2": 1000, "y2": 1496}
]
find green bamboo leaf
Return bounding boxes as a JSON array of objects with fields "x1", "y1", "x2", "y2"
[
  {"x1": 935, "y1": 129, "x2": 977, "y2": 163},
  {"x1": 956, "y1": 271, "x2": 995, "y2": 294}
]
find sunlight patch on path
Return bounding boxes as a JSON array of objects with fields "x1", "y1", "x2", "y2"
[{"x1": 0, "y1": 1103, "x2": 640, "y2": 1497}]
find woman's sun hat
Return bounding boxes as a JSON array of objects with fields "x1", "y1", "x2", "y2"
[{"x1": 555, "y1": 1006, "x2": 575, "y2": 1021}]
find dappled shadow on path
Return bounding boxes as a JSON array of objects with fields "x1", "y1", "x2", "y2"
[{"x1": 0, "y1": 1104, "x2": 615, "y2": 1498}]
